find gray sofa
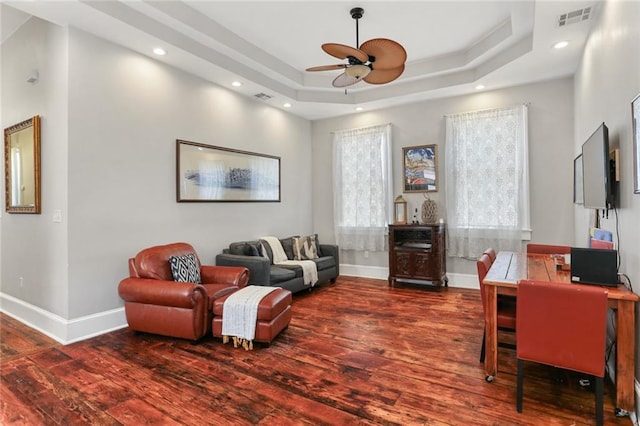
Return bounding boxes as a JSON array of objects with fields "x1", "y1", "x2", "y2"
[{"x1": 215, "y1": 236, "x2": 339, "y2": 294}]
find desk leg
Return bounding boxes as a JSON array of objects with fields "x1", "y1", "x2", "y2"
[
  {"x1": 615, "y1": 300, "x2": 635, "y2": 414},
  {"x1": 484, "y1": 285, "x2": 498, "y2": 381}
]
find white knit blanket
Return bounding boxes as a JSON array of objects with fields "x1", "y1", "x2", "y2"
[
  {"x1": 278, "y1": 260, "x2": 318, "y2": 286},
  {"x1": 262, "y1": 236, "x2": 319, "y2": 287},
  {"x1": 221, "y1": 285, "x2": 278, "y2": 342}
]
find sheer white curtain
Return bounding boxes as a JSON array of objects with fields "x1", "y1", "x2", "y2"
[
  {"x1": 333, "y1": 123, "x2": 392, "y2": 251},
  {"x1": 445, "y1": 105, "x2": 530, "y2": 258}
]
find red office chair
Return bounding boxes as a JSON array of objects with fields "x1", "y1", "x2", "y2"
[
  {"x1": 526, "y1": 243, "x2": 571, "y2": 254},
  {"x1": 477, "y1": 253, "x2": 516, "y2": 363},
  {"x1": 483, "y1": 248, "x2": 497, "y2": 263},
  {"x1": 516, "y1": 280, "x2": 608, "y2": 426}
]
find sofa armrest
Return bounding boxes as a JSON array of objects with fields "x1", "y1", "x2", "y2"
[
  {"x1": 118, "y1": 278, "x2": 206, "y2": 309},
  {"x1": 200, "y1": 265, "x2": 249, "y2": 288},
  {"x1": 320, "y1": 244, "x2": 340, "y2": 275},
  {"x1": 216, "y1": 254, "x2": 271, "y2": 286}
]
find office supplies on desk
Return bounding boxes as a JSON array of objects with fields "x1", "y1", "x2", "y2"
[{"x1": 570, "y1": 247, "x2": 618, "y2": 287}]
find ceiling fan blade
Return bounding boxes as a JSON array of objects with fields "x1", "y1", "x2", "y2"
[
  {"x1": 322, "y1": 43, "x2": 368, "y2": 63},
  {"x1": 360, "y1": 38, "x2": 407, "y2": 70},
  {"x1": 332, "y1": 72, "x2": 362, "y2": 88},
  {"x1": 305, "y1": 64, "x2": 348, "y2": 72},
  {"x1": 364, "y1": 65, "x2": 405, "y2": 85}
]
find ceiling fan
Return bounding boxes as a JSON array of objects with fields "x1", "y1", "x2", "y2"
[{"x1": 306, "y1": 7, "x2": 407, "y2": 88}]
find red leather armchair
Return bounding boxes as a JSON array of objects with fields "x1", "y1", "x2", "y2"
[{"x1": 118, "y1": 242, "x2": 249, "y2": 341}]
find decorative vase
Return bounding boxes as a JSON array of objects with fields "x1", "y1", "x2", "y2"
[{"x1": 421, "y1": 195, "x2": 438, "y2": 224}]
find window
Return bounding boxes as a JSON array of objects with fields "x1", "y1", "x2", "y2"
[
  {"x1": 333, "y1": 124, "x2": 392, "y2": 251},
  {"x1": 445, "y1": 105, "x2": 530, "y2": 258}
]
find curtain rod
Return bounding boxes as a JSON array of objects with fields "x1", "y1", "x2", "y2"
[
  {"x1": 330, "y1": 122, "x2": 391, "y2": 135},
  {"x1": 443, "y1": 102, "x2": 531, "y2": 118}
]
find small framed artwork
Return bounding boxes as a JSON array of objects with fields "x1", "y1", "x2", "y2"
[
  {"x1": 176, "y1": 140, "x2": 280, "y2": 202},
  {"x1": 632, "y1": 92, "x2": 640, "y2": 194},
  {"x1": 573, "y1": 154, "x2": 583, "y2": 204},
  {"x1": 403, "y1": 144, "x2": 437, "y2": 192}
]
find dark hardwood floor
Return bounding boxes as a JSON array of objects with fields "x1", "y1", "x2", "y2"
[{"x1": 0, "y1": 276, "x2": 631, "y2": 425}]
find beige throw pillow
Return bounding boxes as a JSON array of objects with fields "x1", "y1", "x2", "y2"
[{"x1": 293, "y1": 235, "x2": 319, "y2": 260}]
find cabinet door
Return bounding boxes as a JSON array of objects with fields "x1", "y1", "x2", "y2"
[
  {"x1": 413, "y1": 252, "x2": 431, "y2": 279},
  {"x1": 394, "y1": 251, "x2": 412, "y2": 277}
]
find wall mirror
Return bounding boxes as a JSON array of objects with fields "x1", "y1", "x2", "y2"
[{"x1": 4, "y1": 115, "x2": 41, "y2": 214}]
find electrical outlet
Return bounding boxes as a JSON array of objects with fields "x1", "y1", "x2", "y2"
[
  {"x1": 364, "y1": 250, "x2": 369, "y2": 258},
  {"x1": 19, "y1": 277, "x2": 23, "y2": 287},
  {"x1": 53, "y1": 210, "x2": 62, "y2": 223}
]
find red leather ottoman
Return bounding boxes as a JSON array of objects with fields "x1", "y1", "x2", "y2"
[{"x1": 212, "y1": 287, "x2": 292, "y2": 345}]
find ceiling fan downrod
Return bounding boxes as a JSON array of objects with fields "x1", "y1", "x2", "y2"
[{"x1": 350, "y1": 7, "x2": 364, "y2": 49}]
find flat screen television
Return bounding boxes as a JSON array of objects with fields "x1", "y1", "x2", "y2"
[{"x1": 581, "y1": 123, "x2": 614, "y2": 210}]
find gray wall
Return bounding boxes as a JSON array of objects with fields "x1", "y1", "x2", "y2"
[
  {"x1": 1, "y1": 17, "x2": 70, "y2": 318},
  {"x1": 1, "y1": 21, "x2": 313, "y2": 339},
  {"x1": 573, "y1": 0, "x2": 640, "y2": 379},
  {"x1": 312, "y1": 78, "x2": 575, "y2": 275}
]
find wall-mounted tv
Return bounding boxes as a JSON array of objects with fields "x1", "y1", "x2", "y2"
[{"x1": 581, "y1": 122, "x2": 614, "y2": 210}]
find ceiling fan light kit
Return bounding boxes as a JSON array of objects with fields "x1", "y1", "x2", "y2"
[
  {"x1": 345, "y1": 64, "x2": 371, "y2": 79},
  {"x1": 306, "y1": 7, "x2": 407, "y2": 88}
]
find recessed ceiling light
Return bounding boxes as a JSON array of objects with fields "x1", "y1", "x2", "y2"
[
  {"x1": 475, "y1": 84, "x2": 485, "y2": 90},
  {"x1": 554, "y1": 41, "x2": 569, "y2": 49},
  {"x1": 153, "y1": 47, "x2": 166, "y2": 56},
  {"x1": 283, "y1": 103, "x2": 292, "y2": 108},
  {"x1": 231, "y1": 81, "x2": 242, "y2": 87},
  {"x1": 355, "y1": 107, "x2": 364, "y2": 111}
]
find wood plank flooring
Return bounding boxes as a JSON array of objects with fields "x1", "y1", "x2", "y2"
[{"x1": 0, "y1": 276, "x2": 632, "y2": 425}]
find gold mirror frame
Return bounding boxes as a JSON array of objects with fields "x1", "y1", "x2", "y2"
[{"x1": 4, "y1": 115, "x2": 41, "y2": 214}]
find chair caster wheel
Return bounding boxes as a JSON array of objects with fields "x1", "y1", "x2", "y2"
[{"x1": 485, "y1": 375, "x2": 494, "y2": 383}]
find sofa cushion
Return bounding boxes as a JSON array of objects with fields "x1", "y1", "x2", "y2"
[
  {"x1": 269, "y1": 266, "x2": 296, "y2": 284},
  {"x1": 169, "y1": 253, "x2": 202, "y2": 283},
  {"x1": 278, "y1": 236, "x2": 299, "y2": 260},
  {"x1": 228, "y1": 243, "x2": 247, "y2": 256},
  {"x1": 277, "y1": 264, "x2": 303, "y2": 278},
  {"x1": 243, "y1": 242, "x2": 263, "y2": 256},
  {"x1": 313, "y1": 233, "x2": 322, "y2": 256},
  {"x1": 293, "y1": 235, "x2": 319, "y2": 260}
]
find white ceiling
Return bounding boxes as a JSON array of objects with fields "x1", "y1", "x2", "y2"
[{"x1": 2, "y1": 1, "x2": 599, "y2": 120}]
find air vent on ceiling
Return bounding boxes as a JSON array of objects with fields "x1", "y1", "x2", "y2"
[
  {"x1": 558, "y1": 7, "x2": 592, "y2": 26},
  {"x1": 254, "y1": 93, "x2": 273, "y2": 100}
]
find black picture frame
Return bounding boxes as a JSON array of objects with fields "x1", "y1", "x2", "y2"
[
  {"x1": 176, "y1": 140, "x2": 281, "y2": 202},
  {"x1": 403, "y1": 144, "x2": 437, "y2": 192}
]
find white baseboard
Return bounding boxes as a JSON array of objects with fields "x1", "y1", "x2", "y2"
[
  {"x1": 339, "y1": 264, "x2": 479, "y2": 290},
  {"x1": 0, "y1": 292, "x2": 127, "y2": 344},
  {"x1": 340, "y1": 264, "x2": 389, "y2": 280}
]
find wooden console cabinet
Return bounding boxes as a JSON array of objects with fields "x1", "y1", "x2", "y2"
[{"x1": 388, "y1": 224, "x2": 447, "y2": 287}]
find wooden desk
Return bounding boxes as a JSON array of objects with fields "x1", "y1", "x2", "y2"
[{"x1": 484, "y1": 251, "x2": 639, "y2": 413}]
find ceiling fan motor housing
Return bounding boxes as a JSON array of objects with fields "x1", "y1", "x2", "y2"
[{"x1": 350, "y1": 7, "x2": 364, "y2": 19}]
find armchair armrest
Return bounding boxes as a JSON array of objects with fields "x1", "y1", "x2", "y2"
[
  {"x1": 216, "y1": 254, "x2": 271, "y2": 286},
  {"x1": 118, "y1": 278, "x2": 206, "y2": 309},
  {"x1": 200, "y1": 265, "x2": 249, "y2": 288}
]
